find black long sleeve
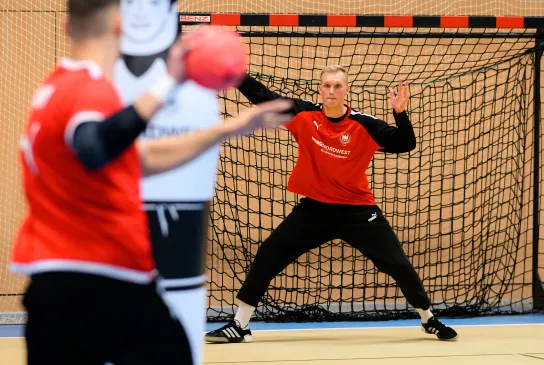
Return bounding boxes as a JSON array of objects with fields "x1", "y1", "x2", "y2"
[
  {"x1": 352, "y1": 110, "x2": 416, "y2": 153},
  {"x1": 239, "y1": 74, "x2": 416, "y2": 153},
  {"x1": 70, "y1": 106, "x2": 147, "y2": 170},
  {"x1": 238, "y1": 74, "x2": 319, "y2": 115}
]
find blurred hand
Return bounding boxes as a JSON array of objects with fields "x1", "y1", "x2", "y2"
[
  {"x1": 225, "y1": 99, "x2": 294, "y2": 136},
  {"x1": 166, "y1": 36, "x2": 188, "y2": 83}
]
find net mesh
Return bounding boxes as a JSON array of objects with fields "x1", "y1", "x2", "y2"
[
  {"x1": 0, "y1": 3, "x2": 72, "y2": 322},
  {"x1": 541, "y1": 51, "x2": 544, "y2": 308},
  {"x1": 203, "y1": 27, "x2": 543, "y2": 321},
  {"x1": 0, "y1": 0, "x2": 543, "y2": 323}
]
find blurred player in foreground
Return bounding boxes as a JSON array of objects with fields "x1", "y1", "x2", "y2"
[
  {"x1": 205, "y1": 66, "x2": 458, "y2": 343},
  {"x1": 9, "y1": 1, "x2": 292, "y2": 364}
]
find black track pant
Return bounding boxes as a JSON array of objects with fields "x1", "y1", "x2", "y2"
[
  {"x1": 237, "y1": 198, "x2": 431, "y2": 310},
  {"x1": 23, "y1": 272, "x2": 192, "y2": 365}
]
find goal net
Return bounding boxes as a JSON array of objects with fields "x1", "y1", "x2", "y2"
[
  {"x1": 199, "y1": 22, "x2": 544, "y2": 321},
  {"x1": 0, "y1": 0, "x2": 543, "y2": 323}
]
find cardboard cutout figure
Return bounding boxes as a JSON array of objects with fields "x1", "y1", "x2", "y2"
[{"x1": 114, "y1": 2, "x2": 219, "y2": 364}]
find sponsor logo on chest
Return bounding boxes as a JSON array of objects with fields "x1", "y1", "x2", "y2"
[
  {"x1": 311, "y1": 135, "x2": 352, "y2": 159},
  {"x1": 309, "y1": 117, "x2": 355, "y2": 158}
]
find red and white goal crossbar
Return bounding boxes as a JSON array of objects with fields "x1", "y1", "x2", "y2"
[{"x1": 178, "y1": 13, "x2": 544, "y2": 29}]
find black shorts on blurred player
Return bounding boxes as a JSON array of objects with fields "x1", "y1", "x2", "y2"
[{"x1": 23, "y1": 272, "x2": 193, "y2": 365}]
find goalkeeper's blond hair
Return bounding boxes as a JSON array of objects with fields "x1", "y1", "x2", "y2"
[{"x1": 320, "y1": 65, "x2": 349, "y2": 83}]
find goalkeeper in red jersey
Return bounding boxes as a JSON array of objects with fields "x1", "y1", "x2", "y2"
[
  {"x1": 10, "y1": 1, "x2": 292, "y2": 364},
  {"x1": 205, "y1": 65, "x2": 458, "y2": 343}
]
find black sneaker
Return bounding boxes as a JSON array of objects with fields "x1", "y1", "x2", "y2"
[
  {"x1": 422, "y1": 317, "x2": 458, "y2": 340},
  {"x1": 204, "y1": 320, "x2": 253, "y2": 343}
]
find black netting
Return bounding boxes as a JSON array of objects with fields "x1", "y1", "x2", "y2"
[{"x1": 199, "y1": 26, "x2": 544, "y2": 322}]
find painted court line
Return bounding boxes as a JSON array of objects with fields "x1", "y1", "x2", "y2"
[
  {"x1": 203, "y1": 352, "x2": 525, "y2": 364},
  {"x1": 2, "y1": 323, "x2": 544, "y2": 339},
  {"x1": 3, "y1": 320, "x2": 544, "y2": 338},
  {"x1": 250, "y1": 322, "x2": 544, "y2": 332},
  {"x1": 520, "y1": 354, "x2": 544, "y2": 361}
]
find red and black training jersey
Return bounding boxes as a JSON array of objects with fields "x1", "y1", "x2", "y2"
[
  {"x1": 237, "y1": 75, "x2": 416, "y2": 205},
  {"x1": 10, "y1": 58, "x2": 154, "y2": 283}
]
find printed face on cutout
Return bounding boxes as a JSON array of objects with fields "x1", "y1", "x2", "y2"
[
  {"x1": 119, "y1": 0, "x2": 177, "y2": 56},
  {"x1": 121, "y1": 0, "x2": 172, "y2": 44}
]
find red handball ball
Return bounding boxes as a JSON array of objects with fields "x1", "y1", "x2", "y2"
[{"x1": 182, "y1": 26, "x2": 249, "y2": 90}]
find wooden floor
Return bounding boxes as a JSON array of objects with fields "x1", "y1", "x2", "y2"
[{"x1": 2, "y1": 324, "x2": 544, "y2": 364}]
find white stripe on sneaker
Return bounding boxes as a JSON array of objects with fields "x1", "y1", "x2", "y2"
[{"x1": 227, "y1": 327, "x2": 239, "y2": 338}]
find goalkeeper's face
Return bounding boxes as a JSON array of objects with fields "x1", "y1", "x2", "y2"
[{"x1": 319, "y1": 72, "x2": 349, "y2": 109}]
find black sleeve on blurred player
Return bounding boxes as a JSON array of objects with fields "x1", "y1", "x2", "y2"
[
  {"x1": 238, "y1": 74, "x2": 320, "y2": 115},
  {"x1": 71, "y1": 106, "x2": 147, "y2": 170},
  {"x1": 352, "y1": 109, "x2": 416, "y2": 153}
]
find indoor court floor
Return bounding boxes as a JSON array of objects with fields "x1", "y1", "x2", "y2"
[{"x1": 1, "y1": 314, "x2": 543, "y2": 364}]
